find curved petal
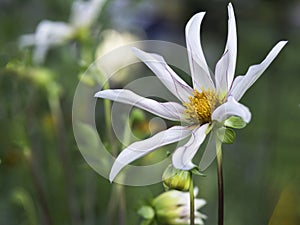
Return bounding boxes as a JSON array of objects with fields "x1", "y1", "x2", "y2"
[
  {"x1": 215, "y1": 51, "x2": 230, "y2": 94},
  {"x1": 212, "y1": 96, "x2": 251, "y2": 123},
  {"x1": 109, "y1": 126, "x2": 192, "y2": 182},
  {"x1": 172, "y1": 123, "x2": 209, "y2": 170},
  {"x1": 95, "y1": 89, "x2": 186, "y2": 121},
  {"x1": 230, "y1": 41, "x2": 288, "y2": 101},
  {"x1": 132, "y1": 48, "x2": 193, "y2": 102},
  {"x1": 215, "y1": 3, "x2": 237, "y2": 93},
  {"x1": 185, "y1": 12, "x2": 215, "y2": 91}
]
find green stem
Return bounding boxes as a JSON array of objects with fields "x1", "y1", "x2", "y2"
[
  {"x1": 216, "y1": 141, "x2": 223, "y2": 225},
  {"x1": 25, "y1": 148, "x2": 52, "y2": 225},
  {"x1": 189, "y1": 172, "x2": 194, "y2": 225},
  {"x1": 103, "y1": 82, "x2": 118, "y2": 156},
  {"x1": 48, "y1": 95, "x2": 81, "y2": 225},
  {"x1": 106, "y1": 181, "x2": 126, "y2": 225},
  {"x1": 106, "y1": 115, "x2": 132, "y2": 225}
]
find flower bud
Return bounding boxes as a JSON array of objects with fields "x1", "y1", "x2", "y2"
[
  {"x1": 151, "y1": 189, "x2": 207, "y2": 225},
  {"x1": 162, "y1": 164, "x2": 191, "y2": 191}
]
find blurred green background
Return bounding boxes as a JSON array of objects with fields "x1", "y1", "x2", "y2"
[{"x1": 0, "y1": 0, "x2": 299, "y2": 225}]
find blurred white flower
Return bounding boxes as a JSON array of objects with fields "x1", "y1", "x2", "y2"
[
  {"x1": 70, "y1": 0, "x2": 106, "y2": 29},
  {"x1": 19, "y1": 21, "x2": 75, "y2": 64},
  {"x1": 19, "y1": 0, "x2": 106, "y2": 64},
  {"x1": 151, "y1": 188, "x2": 207, "y2": 225},
  {"x1": 95, "y1": 29, "x2": 139, "y2": 84},
  {"x1": 95, "y1": 3, "x2": 287, "y2": 182}
]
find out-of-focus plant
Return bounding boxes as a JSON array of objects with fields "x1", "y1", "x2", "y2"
[{"x1": 19, "y1": 0, "x2": 107, "y2": 64}]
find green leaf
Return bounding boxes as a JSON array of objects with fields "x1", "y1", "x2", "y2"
[
  {"x1": 224, "y1": 116, "x2": 247, "y2": 129},
  {"x1": 137, "y1": 206, "x2": 155, "y2": 220},
  {"x1": 217, "y1": 127, "x2": 236, "y2": 144}
]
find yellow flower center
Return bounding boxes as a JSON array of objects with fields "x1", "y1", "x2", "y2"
[{"x1": 184, "y1": 89, "x2": 222, "y2": 124}]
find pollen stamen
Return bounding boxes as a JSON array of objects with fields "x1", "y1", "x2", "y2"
[{"x1": 184, "y1": 89, "x2": 222, "y2": 124}]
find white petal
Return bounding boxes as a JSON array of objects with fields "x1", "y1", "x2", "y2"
[
  {"x1": 175, "y1": 217, "x2": 205, "y2": 225},
  {"x1": 95, "y1": 89, "x2": 185, "y2": 121},
  {"x1": 132, "y1": 48, "x2": 193, "y2": 102},
  {"x1": 194, "y1": 218, "x2": 205, "y2": 225},
  {"x1": 215, "y1": 51, "x2": 230, "y2": 94},
  {"x1": 109, "y1": 126, "x2": 192, "y2": 182},
  {"x1": 215, "y1": 3, "x2": 237, "y2": 93},
  {"x1": 70, "y1": 0, "x2": 105, "y2": 28},
  {"x1": 29, "y1": 20, "x2": 74, "y2": 64},
  {"x1": 195, "y1": 198, "x2": 207, "y2": 210},
  {"x1": 185, "y1": 12, "x2": 215, "y2": 90},
  {"x1": 230, "y1": 41, "x2": 288, "y2": 101},
  {"x1": 34, "y1": 20, "x2": 74, "y2": 46},
  {"x1": 172, "y1": 123, "x2": 209, "y2": 170},
  {"x1": 212, "y1": 96, "x2": 251, "y2": 123},
  {"x1": 19, "y1": 20, "x2": 74, "y2": 64}
]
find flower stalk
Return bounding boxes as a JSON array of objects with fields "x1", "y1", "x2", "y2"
[
  {"x1": 48, "y1": 95, "x2": 81, "y2": 225},
  {"x1": 216, "y1": 140, "x2": 223, "y2": 225},
  {"x1": 102, "y1": 81, "x2": 119, "y2": 156},
  {"x1": 189, "y1": 172, "x2": 195, "y2": 225}
]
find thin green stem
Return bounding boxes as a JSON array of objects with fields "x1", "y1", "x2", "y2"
[
  {"x1": 106, "y1": 115, "x2": 132, "y2": 225},
  {"x1": 103, "y1": 82, "x2": 112, "y2": 132},
  {"x1": 118, "y1": 184, "x2": 126, "y2": 225},
  {"x1": 103, "y1": 82, "x2": 118, "y2": 156},
  {"x1": 48, "y1": 95, "x2": 81, "y2": 225},
  {"x1": 189, "y1": 172, "x2": 194, "y2": 225},
  {"x1": 25, "y1": 148, "x2": 52, "y2": 225},
  {"x1": 216, "y1": 141, "x2": 223, "y2": 225}
]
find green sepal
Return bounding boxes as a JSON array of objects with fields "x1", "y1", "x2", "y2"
[
  {"x1": 224, "y1": 116, "x2": 247, "y2": 129},
  {"x1": 190, "y1": 167, "x2": 206, "y2": 176},
  {"x1": 137, "y1": 205, "x2": 155, "y2": 220},
  {"x1": 218, "y1": 127, "x2": 236, "y2": 144}
]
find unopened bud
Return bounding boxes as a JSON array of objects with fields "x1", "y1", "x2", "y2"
[{"x1": 162, "y1": 164, "x2": 191, "y2": 191}]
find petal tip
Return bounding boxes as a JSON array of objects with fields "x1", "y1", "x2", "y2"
[
  {"x1": 227, "y1": 2, "x2": 235, "y2": 15},
  {"x1": 279, "y1": 40, "x2": 288, "y2": 46},
  {"x1": 109, "y1": 162, "x2": 121, "y2": 183},
  {"x1": 228, "y1": 2, "x2": 233, "y2": 8},
  {"x1": 186, "y1": 12, "x2": 206, "y2": 29},
  {"x1": 94, "y1": 91, "x2": 102, "y2": 98},
  {"x1": 195, "y1": 11, "x2": 206, "y2": 20},
  {"x1": 108, "y1": 173, "x2": 115, "y2": 183}
]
